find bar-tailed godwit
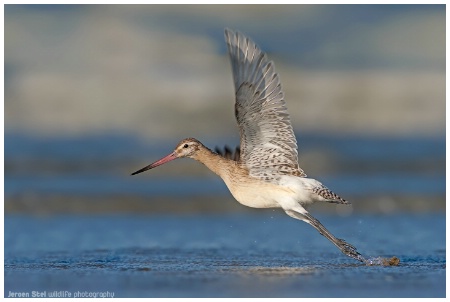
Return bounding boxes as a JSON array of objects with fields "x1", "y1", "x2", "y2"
[{"x1": 132, "y1": 29, "x2": 365, "y2": 262}]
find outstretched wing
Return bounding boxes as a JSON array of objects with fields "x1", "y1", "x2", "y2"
[{"x1": 224, "y1": 28, "x2": 306, "y2": 181}]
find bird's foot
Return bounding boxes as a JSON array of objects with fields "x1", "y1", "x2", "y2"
[{"x1": 336, "y1": 238, "x2": 366, "y2": 262}]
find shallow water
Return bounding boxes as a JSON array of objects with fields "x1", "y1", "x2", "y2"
[
  {"x1": 4, "y1": 213, "x2": 445, "y2": 297},
  {"x1": 4, "y1": 134, "x2": 446, "y2": 297}
]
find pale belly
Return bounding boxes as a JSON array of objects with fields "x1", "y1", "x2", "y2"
[
  {"x1": 224, "y1": 179, "x2": 295, "y2": 209},
  {"x1": 218, "y1": 172, "x2": 324, "y2": 209}
]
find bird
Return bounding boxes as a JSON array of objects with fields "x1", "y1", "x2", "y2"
[{"x1": 131, "y1": 28, "x2": 365, "y2": 263}]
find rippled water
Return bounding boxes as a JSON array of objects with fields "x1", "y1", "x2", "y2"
[
  {"x1": 4, "y1": 213, "x2": 445, "y2": 297},
  {"x1": 4, "y1": 134, "x2": 446, "y2": 297}
]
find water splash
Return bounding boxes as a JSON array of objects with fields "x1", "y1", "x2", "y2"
[{"x1": 365, "y1": 256, "x2": 400, "y2": 266}]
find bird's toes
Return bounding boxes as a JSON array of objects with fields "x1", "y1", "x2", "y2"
[{"x1": 337, "y1": 238, "x2": 365, "y2": 262}]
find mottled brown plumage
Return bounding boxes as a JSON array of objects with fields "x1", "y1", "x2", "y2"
[
  {"x1": 224, "y1": 30, "x2": 307, "y2": 182},
  {"x1": 131, "y1": 29, "x2": 365, "y2": 263}
]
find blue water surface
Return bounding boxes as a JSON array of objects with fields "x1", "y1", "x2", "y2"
[
  {"x1": 4, "y1": 213, "x2": 445, "y2": 298},
  {"x1": 4, "y1": 134, "x2": 446, "y2": 297}
]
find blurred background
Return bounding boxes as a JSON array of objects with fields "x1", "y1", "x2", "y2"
[
  {"x1": 4, "y1": 4, "x2": 446, "y2": 297},
  {"x1": 4, "y1": 4, "x2": 444, "y2": 215}
]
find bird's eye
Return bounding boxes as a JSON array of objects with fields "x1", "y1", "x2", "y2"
[{"x1": 183, "y1": 144, "x2": 189, "y2": 148}]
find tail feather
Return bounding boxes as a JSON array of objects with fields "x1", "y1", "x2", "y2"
[{"x1": 312, "y1": 186, "x2": 350, "y2": 205}]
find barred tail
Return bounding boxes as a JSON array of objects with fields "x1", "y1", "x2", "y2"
[{"x1": 312, "y1": 186, "x2": 350, "y2": 205}]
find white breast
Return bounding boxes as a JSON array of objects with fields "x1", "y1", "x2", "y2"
[{"x1": 222, "y1": 174, "x2": 305, "y2": 209}]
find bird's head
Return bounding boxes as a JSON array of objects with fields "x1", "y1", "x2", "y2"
[
  {"x1": 173, "y1": 138, "x2": 202, "y2": 158},
  {"x1": 131, "y1": 138, "x2": 202, "y2": 175}
]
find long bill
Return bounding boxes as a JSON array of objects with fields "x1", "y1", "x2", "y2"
[{"x1": 131, "y1": 152, "x2": 178, "y2": 175}]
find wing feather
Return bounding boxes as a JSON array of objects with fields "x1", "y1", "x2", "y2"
[{"x1": 224, "y1": 28, "x2": 306, "y2": 181}]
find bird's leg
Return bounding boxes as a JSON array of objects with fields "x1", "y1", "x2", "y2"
[
  {"x1": 285, "y1": 210, "x2": 366, "y2": 262},
  {"x1": 303, "y1": 212, "x2": 365, "y2": 262}
]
